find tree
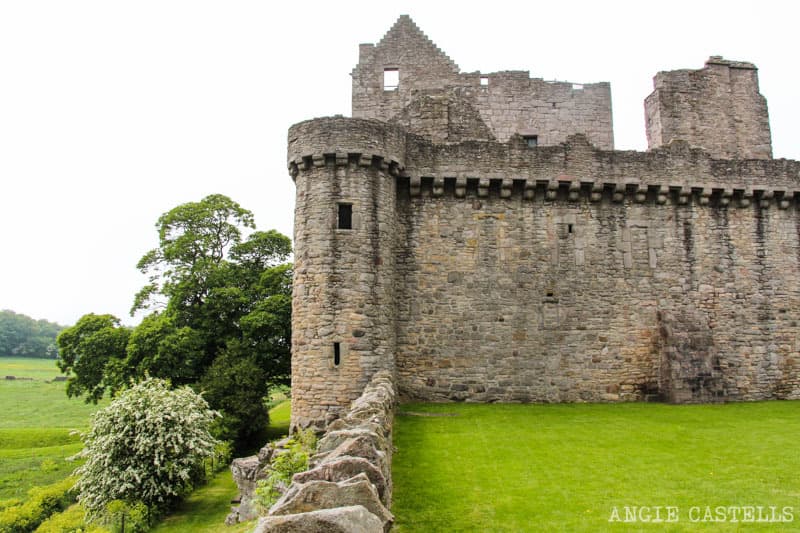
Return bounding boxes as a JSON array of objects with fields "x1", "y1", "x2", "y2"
[
  {"x1": 131, "y1": 193, "x2": 256, "y2": 316},
  {"x1": 74, "y1": 378, "x2": 219, "y2": 518},
  {"x1": 60, "y1": 195, "x2": 293, "y2": 446},
  {"x1": 56, "y1": 314, "x2": 130, "y2": 402},
  {"x1": 0, "y1": 310, "x2": 64, "y2": 358}
]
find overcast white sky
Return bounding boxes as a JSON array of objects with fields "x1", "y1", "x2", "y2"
[{"x1": 1, "y1": 0, "x2": 798, "y2": 326}]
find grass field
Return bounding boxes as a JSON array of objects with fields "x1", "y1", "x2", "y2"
[
  {"x1": 1, "y1": 356, "x2": 292, "y2": 530},
  {"x1": 393, "y1": 401, "x2": 800, "y2": 532},
  {"x1": 0, "y1": 357, "x2": 102, "y2": 503}
]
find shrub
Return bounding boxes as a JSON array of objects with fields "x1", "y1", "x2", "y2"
[
  {"x1": 33, "y1": 503, "x2": 107, "y2": 533},
  {"x1": 0, "y1": 499, "x2": 23, "y2": 511},
  {"x1": 72, "y1": 378, "x2": 219, "y2": 519},
  {"x1": 102, "y1": 501, "x2": 149, "y2": 533},
  {"x1": 254, "y1": 429, "x2": 317, "y2": 512},
  {"x1": 0, "y1": 477, "x2": 76, "y2": 533}
]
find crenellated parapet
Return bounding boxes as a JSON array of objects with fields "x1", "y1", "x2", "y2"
[
  {"x1": 289, "y1": 117, "x2": 800, "y2": 209},
  {"x1": 288, "y1": 153, "x2": 405, "y2": 181},
  {"x1": 288, "y1": 117, "x2": 407, "y2": 174}
]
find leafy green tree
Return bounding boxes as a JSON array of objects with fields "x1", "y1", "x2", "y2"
[
  {"x1": 74, "y1": 378, "x2": 219, "y2": 519},
  {"x1": 60, "y1": 195, "x2": 292, "y2": 446},
  {"x1": 131, "y1": 193, "x2": 256, "y2": 316},
  {"x1": 199, "y1": 347, "x2": 270, "y2": 443},
  {"x1": 0, "y1": 310, "x2": 64, "y2": 358},
  {"x1": 56, "y1": 314, "x2": 130, "y2": 402},
  {"x1": 122, "y1": 312, "x2": 205, "y2": 386}
]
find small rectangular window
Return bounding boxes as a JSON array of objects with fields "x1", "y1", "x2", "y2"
[
  {"x1": 524, "y1": 135, "x2": 538, "y2": 148},
  {"x1": 333, "y1": 342, "x2": 341, "y2": 366},
  {"x1": 383, "y1": 68, "x2": 399, "y2": 91},
  {"x1": 572, "y1": 83, "x2": 584, "y2": 90},
  {"x1": 338, "y1": 203, "x2": 352, "y2": 230},
  {"x1": 480, "y1": 76, "x2": 489, "y2": 86}
]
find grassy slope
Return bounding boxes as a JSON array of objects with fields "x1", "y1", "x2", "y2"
[
  {"x1": 150, "y1": 473, "x2": 254, "y2": 533},
  {"x1": 150, "y1": 398, "x2": 292, "y2": 532},
  {"x1": 393, "y1": 401, "x2": 800, "y2": 532},
  {"x1": 0, "y1": 357, "x2": 102, "y2": 501}
]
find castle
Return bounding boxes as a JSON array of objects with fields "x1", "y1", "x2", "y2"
[{"x1": 287, "y1": 15, "x2": 800, "y2": 430}]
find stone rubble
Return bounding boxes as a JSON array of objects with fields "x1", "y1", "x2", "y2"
[{"x1": 253, "y1": 371, "x2": 396, "y2": 532}]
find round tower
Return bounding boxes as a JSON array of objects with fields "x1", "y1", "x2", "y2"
[{"x1": 287, "y1": 117, "x2": 405, "y2": 430}]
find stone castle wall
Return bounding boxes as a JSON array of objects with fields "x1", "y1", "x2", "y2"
[
  {"x1": 256, "y1": 372, "x2": 396, "y2": 532},
  {"x1": 395, "y1": 139, "x2": 800, "y2": 403},
  {"x1": 288, "y1": 116, "x2": 800, "y2": 427}
]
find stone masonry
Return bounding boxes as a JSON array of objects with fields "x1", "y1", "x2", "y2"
[
  {"x1": 645, "y1": 56, "x2": 772, "y2": 159},
  {"x1": 288, "y1": 15, "x2": 800, "y2": 430}
]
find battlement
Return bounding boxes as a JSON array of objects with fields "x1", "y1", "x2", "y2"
[{"x1": 290, "y1": 117, "x2": 800, "y2": 206}]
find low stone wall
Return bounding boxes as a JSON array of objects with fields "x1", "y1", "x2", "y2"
[
  {"x1": 254, "y1": 371, "x2": 396, "y2": 532},
  {"x1": 227, "y1": 442, "x2": 285, "y2": 523}
]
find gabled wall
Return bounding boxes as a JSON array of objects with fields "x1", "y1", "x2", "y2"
[{"x1": 352, "y1": 15, "x2": 613, "y2": 149}]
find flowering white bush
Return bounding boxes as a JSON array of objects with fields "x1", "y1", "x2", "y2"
[{"x1": 73, "y1": 378, "x2": 219, "y2": 517}]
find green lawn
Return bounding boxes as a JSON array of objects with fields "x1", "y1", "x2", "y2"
[
  {"x1": 0, "y1": 357, "x2": 102, "y2": 502},
  {"x1": 393, "y1": 401, "x2": 800, "y2": 532}
]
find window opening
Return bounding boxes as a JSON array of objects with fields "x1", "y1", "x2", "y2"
[
  {"x1": 338, "y1": 203, "x2": 352, "y2": 230},
  {"x1": 523, "y1": 135, "x2": 538, "y2": 148},
  {"x1": 480, "y1": 76, "x2": 489, "y2": 86},
  {"x1": 383, "y1": 68, "x2": 399, "y2": 91},
  {"x1": 333, "y1": 342, "x2": 341, "y2": 366}
]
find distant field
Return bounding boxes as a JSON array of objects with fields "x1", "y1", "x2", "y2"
[
  {"x1": 0, "y1": 357, "x2": 64, "y2": 381},
  {"x1": 0, "y1": 357, "x2": 102, "y2": 502},
  {"x1": 393, "y1": 401, "x2": 800, "y2": 532}
]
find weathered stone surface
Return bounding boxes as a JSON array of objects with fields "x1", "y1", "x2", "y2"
[
  {"x1": 293, "y1": 456, "x2": 389, "y2": 505},
  {"x1": 317, "y1": 428, "x2": 387, "y2": 455},
  {"x1": 227, "y1": 455, "x2": 263, "y2": 521},
  {"x1": 658, "y1": 308, "x2": 724, "y2": 403},
  {"x1": 269, "y1": 474, "x2": 393, "y2": 531},
  {"x1": 227, "y1": 437, "x2": 300, "y2": 524},
  {"x1": 352, "y1": 16, "x2": 613, "y2": 149},
  {"x1": 326, "y1": 418, "x2": 384, "y2": 438},
  {"x1": 646, "y1": 57, "x2": 771, "y2": 159},
  {"x1": 254, "y1": 505, "x2": 383, "y2": 533},
  {"x1": 314, "y1": 436, "x2": 389, "y2": 481}
]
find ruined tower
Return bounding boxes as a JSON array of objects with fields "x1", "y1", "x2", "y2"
[
  {"x1": 645, "y1": 56, "x2": 772, "y2": 159},
  {"x1": 288, "y1": 16, "x2": 800, "y2": 430}
]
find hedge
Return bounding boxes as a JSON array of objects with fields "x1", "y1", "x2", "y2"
[{"x1": 0, "y1": 477, "x2": 76, "y2": 533}]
